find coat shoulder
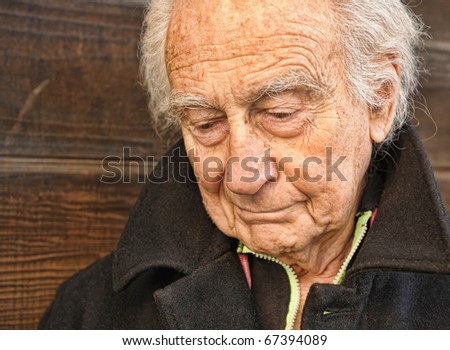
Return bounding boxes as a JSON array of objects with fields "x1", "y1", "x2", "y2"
[
  {"x1": 39, "y1": 254, "x2": 175, "y2": 329},
  {"x1": 39, "y1": 254, "x2": 114, "y2": 329}
]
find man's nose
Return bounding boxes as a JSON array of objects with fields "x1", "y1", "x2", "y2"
[{"x1": 224, "y1": 132, "x2": 278, "y2": 195}]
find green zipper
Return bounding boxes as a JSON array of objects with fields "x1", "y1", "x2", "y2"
[
  {"x1": 236, "y1": 210, "x2": 372, "y2": 329},
  {"x1": 333, "y1": 210, "x2": 372, "y2": 285},
  {"x1": 237, "y1": 242, "x2": 300, "y2": 330}
]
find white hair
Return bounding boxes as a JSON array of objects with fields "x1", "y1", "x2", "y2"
[
  {"x1": 139, "y1": 0, "x2": 427, "y2": 145},
  {"x1": 331, "y1": 0, "x2": 427, "y2": 147}
]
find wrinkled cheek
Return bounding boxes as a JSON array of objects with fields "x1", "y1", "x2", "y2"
[
  {"x1": 282, "y1": 158, "x2": 330, "y2": 194},
  {"x1": 283, "y1": 154, "x2": 358, "y2": 223},
  {"x1": 181, "y1": 128, "x2": 223, "y2": 194},
  {"x1": 199, "y1": 159, "x2": 224, "y2": 194},
  {"x1": 188, "y1": 146, "x2": 225, "y2": 194},
  {"x1": 198, "y1": 177, "x2": 237, "y2": 237}
]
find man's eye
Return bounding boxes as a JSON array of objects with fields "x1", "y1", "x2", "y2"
[
  {"x1": 269, "y1": 112, "x2": 295, "y2": 119},
  {"x1": 189, "y1": 118, "x2": 229, "y2": 146},
  {"x1": 258, "y1": 109, "x2": 312, "y2": 138},
  {"x1": 265, "y1": 110, "x2": 301, "y2": 121},
  {"x1": 194, "y1": 119, "x2": 224, "y2": 132},
  {"x1": 198, "y1": 121, "x2": 218, "y2": 130}
]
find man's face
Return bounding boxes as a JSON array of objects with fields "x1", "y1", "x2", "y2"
[{"x1": 166, "y1": 0, "x2": 376, "y2": 265}]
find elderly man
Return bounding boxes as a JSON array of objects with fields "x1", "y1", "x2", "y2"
[{"x1": 40, "y1": 0, "x2": 449, "y2": 329}]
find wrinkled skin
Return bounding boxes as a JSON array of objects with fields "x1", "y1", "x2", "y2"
[{"x1": 165, "y1": 0, "x2": 396, "y2": 324}]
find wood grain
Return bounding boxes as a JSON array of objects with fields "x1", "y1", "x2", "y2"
[
  {"x1": 0, "y1": 0, "x2": 165, "y2": 159},
  {"x1": 0, "y1": 0, "x2": 159, "y2": 330},
  {"x1": 415, "y1": 88, "x2": 450, "y2": 168},
  {"x1": 415, "y1": 0, "x2": 450, "y2": 89},
  {"x1": 413, "y1": 1, "x2": 449, "y2": 168},
  {"x1": 0, "y1": 158, "x2": 148, "y2": 329}
]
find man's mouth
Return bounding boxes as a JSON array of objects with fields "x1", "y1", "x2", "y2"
[{"x1": 234, "y1": 203, "x2": 302, "y2": 223}]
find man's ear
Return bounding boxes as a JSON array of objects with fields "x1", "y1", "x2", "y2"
[{"x1": 369, "y1": 58, "x2": 401, "y2": 144}]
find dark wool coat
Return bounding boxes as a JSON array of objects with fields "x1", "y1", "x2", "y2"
[{"x1": 39, "y1": 126, "x2": 450, "y2": 329}]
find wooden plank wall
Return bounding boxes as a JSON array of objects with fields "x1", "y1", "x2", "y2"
[
  {"x1": 414, "y1": 0, "x2": 450, "y2": 209},
  {"x1": 0, "y1": 0, "x2": 449, "y2": 329},
  {"x1": 0, "y1": 0, "x2": 165, "y2": 329}
]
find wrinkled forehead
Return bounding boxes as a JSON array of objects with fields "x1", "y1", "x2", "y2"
[{"x1": 166, "y1": 0, "x2": 336, "y2": 73}]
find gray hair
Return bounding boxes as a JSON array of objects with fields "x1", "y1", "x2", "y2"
[{"x1": 139, "y1": 0, "x2": 427, "y2": 145}]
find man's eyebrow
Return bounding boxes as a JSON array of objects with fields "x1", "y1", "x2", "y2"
[
  {"x1": 168, "y1": 71, "x2": 331, "y2": 113},
  {"x1": 169, "y1": 91, "x2": 217, "y2": 111},
  {"x1": 241, "y1": 70, "x2": 331, "y2": 103}
]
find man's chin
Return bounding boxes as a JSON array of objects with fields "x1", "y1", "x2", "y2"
[{"x1": 234, "y1": 223, "x2": 304, "y2": 258}]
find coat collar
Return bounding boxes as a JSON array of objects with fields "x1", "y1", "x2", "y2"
[
  {"x1": 111, "y1": 140, "x2": 236, "y2": 291},
  {"x1": 348, "y1": 126, "x2": 449, "y2": 277},
  {"x1": 153, "y1": 251, "x2": 260, "y2": 329},
  {"x1": 112, "y1": 126, "x2": 449, "y2": 292}
]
